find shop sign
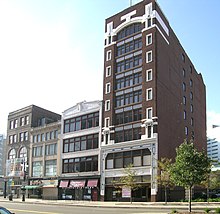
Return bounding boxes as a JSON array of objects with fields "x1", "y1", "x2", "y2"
[
  {"x1": 42, "y1": 180, "x2": 58, "y2": 187},
  {"x1": 122, "y1": 187, "x2": 131, "y2": 198},
  {"x1": 6, "y1": 158, "x2": 25, "y2": 177}
]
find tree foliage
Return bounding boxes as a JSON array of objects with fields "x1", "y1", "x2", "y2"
[
  {"x1": 112, "y1": 164, "x2": 140, "y2": 203},
  {"x1": 170, "y1": 140, "x2": 210, "y2": 188},
  {"x1": 170, "y1": 140, "x2": 211, "y2": 212},
  {"x1": 209, "y1": 170, "x2": 220, "y2": 190},
  {"x1": 157, "y1": 157, "x2": 173, "y2": 203}
]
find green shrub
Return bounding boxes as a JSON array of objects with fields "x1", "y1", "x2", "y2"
[
  {"x1": 171, "y1": 209, "x2": 178, "y2": 213},
  {"x1": 215, "y1": 207, "x2": 220, "y2": 213},
  {"x1": 204, "y1": 208, "x2": 211, "y2": 213}
]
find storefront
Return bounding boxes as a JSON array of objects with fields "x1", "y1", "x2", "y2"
[
  {"x1": 42, "y1": 180, "x2": 58, "y2": 200},
  {"x1": 26, "y1": 179, "x2": 59, "y2": 199},
  {"x1": 58, "y1": 178, "x2": 99, "y2": 201},
  {"x1": 104, "y1": 176, "x2": 151, "y2": 202},
  {"x1": 25, "y1": 180, "x2": 43, "y2": 199}
]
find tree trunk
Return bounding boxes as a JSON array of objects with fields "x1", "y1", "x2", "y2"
[
  {"x1": 130, "y1": 190, "x2": 132, "y2": 204},
  {"x1": 189, "y1": 186, "x2": 192, "y2": 213},
  {"x1": 165, "y1": 186, "x2": 167, "y2": 204}
]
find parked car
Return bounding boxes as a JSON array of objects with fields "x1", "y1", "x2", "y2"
[{"x1": 0, "y1": 207, "x2": 15, "y2": 214}]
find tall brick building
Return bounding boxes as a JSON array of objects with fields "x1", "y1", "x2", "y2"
[{"x1": 101, "y1": 0, "x2": 206, "y2": 201}]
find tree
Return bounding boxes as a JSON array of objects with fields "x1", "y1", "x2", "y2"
[
  {"x1": 209, "y1": 170, "x2": 220, "y2": 190},
  {"x1": 112, "y1": 164, "x2": 140, "y2": 203},
  {"x1": 170, "y1": 140, "x2": 211, "y2": 212},
  {"x1": 201, "y1": 168, "x2": 220, "y2": 201},
  {"x1": 157, "y1": 157, "x2": 173, "y2": 204}
]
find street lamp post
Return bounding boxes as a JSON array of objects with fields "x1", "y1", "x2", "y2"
[
  {"x1": 3, "y1": 178, "x2": 7, "y2": 198},
  {"x1": 21, "y1": 158, "x2": 26, "y2": 202}
]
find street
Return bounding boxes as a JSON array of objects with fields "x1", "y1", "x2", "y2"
[{"x1": 0, "y1": 201, "x2": 169, "y2": 214}]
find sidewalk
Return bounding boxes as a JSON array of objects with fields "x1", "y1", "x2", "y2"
[{"x1": 0, "y1": 196, "x2": 220, "y2": 210}]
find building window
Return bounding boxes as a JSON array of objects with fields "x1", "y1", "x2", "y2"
[
  {"x1": 146, "y1": 33, "x2": 152, "y2": 45},
  {"x1": 182, "y1": 53, "x2": 185, "y2": 62},
  {"x1": 105, "y1": 100, "x2": 110, "y2": 111},
  {"x1": 190, "y1": 65, "x2": 193, "y2": 73},
  {"x1": 24, "y1": 132, "x2": 28, "y2": 141},
  {"x1": 19, "y1": 133, "x2": 24, "y2": 142},
  {"x1": 41, "y1": 133, "x2": 45, "y2": 142},
  {"x1": 146, "y1": 107, "x2": 153, "y2": 119},
  {"x1": 146, "y1": 69, "x2": 152, "y2": 82},
  {"x1": 33, "y1": 146, "x2": 43, "y2": 157},
  {"x1": 8, "y1": 149, "x2": 16, "y2": 159},
  {"x1": 182, "y1": 69, "x2": 186, "y2": 77},
  {"x1": 115, "y1": 90, "x2": 142, "y2": 107},
  {"x1": 13, "y1": 134, "x2": 17, "y2": 143},
  {"x1": 45, "y1": 143, "x2": 57, "y2": 155},
  {"x1": 20, "y1": 117, "x2": 25, "y2": 126},
  {"x1": 37, "y1": 134, "x2": 41, "y2": 142},
  {"x1": 190, "y1": 79, "x2": 193, "y2": 87},
  {"x1": 106, "y1": 50, "x2": 111, "y2": 61},
  {"x1": 191, "y1": 117, "x2": 194, "y2": 126},
  {"x1": 32, "y1": 161, "x2": 43, "y2": 177},
  {"x1": 25, "y1": 115, "x2": 29, "y2": 125},
  {"x1": 146, "y1": 88, "x2": 153, "y2": 100},
  {"x1": 182, "y1": 82, "x2": 186, "y2": 91},
  {"x1": 106, "y1": 66, "x2": 111, "y2": 77},
  {"x1": 10, "y1": 121, "x2": 14, "y2": 129},
  {"x1": 116, "y1": 54, "x2": 142, "y2": 74},
  {"x1": 106, "y1": 83, "x2": 111, "y2": 94},
  {"x1": 19, "y1": 147, "x2": 27, "y2": 158},
  {"x1": 183, "y1": 96, "x2": 186, "y2": 105},
  {"x1": 9, "y1": 135, "x2": 13, "y2": 144},
  {"x1": 45, "y1": 160, "x2": 57, "y2": 176},
  {"x1": 115, "y1": 127, "x2": 141, "y2": 143},
  {"x1": 106, "y1": 149, "x2": 150, "y2": 169},
  {"x1": 62, "y1": 156, "x2": 98, "y2": 173},
  {"x1": 183, "y1": 111, "x2": 186, "y2": 120},
  {"x1": 63, "y1": 134, "x2": 98, "y2": 153},
  {"x1": 190, "y1": 104, "x2": 194, "y2": 113},
  {"x1": 33, "y1": 135, "x2": 37, "y2": 143},
  {"x1": 105, "y1": 117, "x2": 110, "y2": 127},
  {"x1": 190, "y1": 92, "x2": 193, "y2": 100},
  {"x1": 117, "y1": 38, "x2": 142, "y2": 57},
  {"x1": 14, "y1": 119, "x2": 18, "y2": 128},
  {"x1": 115, "y1": 72, "x2": 142, "y2": 90},
  {"x1": 146, "y1": 51, "x2": 152, "y2": 63},
  {"x1": 147, "y1": 18, "x2": 152, "y2": 28},
  {"x1": 185, "y1": 126, "x2": 188, "y2": 135},
  {"x1": 117, "y1": 23, "x2": 143, "y2": 40},
  {"x1": 64, "y1": 112, "x2": 99, "y2": 133}
]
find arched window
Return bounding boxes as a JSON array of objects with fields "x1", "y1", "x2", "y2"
[
  {"x1": 117, "y1": 23, "x2": 143, "y2": 40},
  {"x1": 19, "y1": 147, "x2": 27, "y2": 158},
  {"x1": 8, "y1": 149, "x2": 16, "y2": 159}
]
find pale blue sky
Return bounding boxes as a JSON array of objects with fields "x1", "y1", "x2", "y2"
[{"x1": 0, "y1": 0, "x2": 220, "y2": 137}]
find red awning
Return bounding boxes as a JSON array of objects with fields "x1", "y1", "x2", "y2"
[
  {"x1": 69, "y1": 180, "x2": 85, "y2": 188},
  {"x1": 87, "y1": 179, "x2": 98, "y2": 187},
  {"x1": 59, "y1": 180, "x2": 69, "y2": 188}
]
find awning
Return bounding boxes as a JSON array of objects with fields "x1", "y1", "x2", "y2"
[
  {"x1": 69, "y1": 180, "x2": 85, "y2": 188},
  {"x1": 87, "y1": 179, "x2": 98, "y2": 188},
  {"x1": 24, "y1": 185, "x2": 41, "y2": 189},
  {"x1": 59, "y1": 180, "x2": 69, "y2": 188}
]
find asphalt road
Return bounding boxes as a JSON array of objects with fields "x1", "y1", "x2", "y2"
[{"x1": 0, "y1": 201, "x2": 170, "y2": 214}]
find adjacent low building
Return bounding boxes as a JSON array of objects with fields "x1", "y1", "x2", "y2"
[
  {"x1": 5, "y1": 105, "x2": 61, "y2": 198},
  {"x1": 59, "y1": 101, "x2": 102, "y2": 201},
  {"x1": 28, "y1": 120, "x2": 61, "y2": 199},
  {"x1": 207, "y1": 126, "x2": 220, "y2": 169}
]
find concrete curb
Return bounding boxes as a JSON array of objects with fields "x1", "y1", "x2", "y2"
[{"x1": 0, "y1": 197, "x2": 220, "y2": 210}]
